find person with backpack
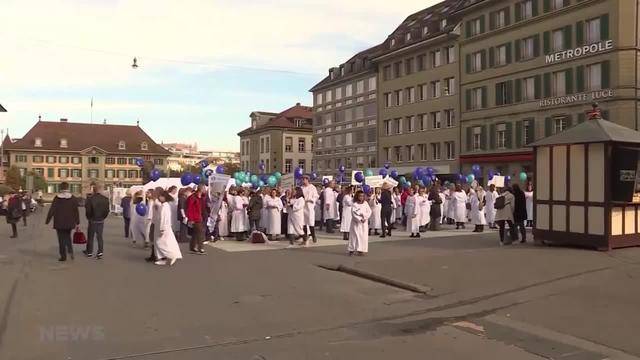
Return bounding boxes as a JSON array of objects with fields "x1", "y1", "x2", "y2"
[
  {"x1": 46, "y1": 182, "x2": 80, "y2": 261},
  {"x1": 494, "y1": 187, "x2": 515, "y2": 245}
]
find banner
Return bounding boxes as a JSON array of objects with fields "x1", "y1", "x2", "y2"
[
  {"x1": 383, "y1": 177, "x2": 398, "y2": 187},
  {"x1": 207, "y1": 174, "x2": 230, "y2": 228},
  {"x1": 281, "y1": 174, "x2": 295, "y2": 189},
  {"x1": 365, "y1": 175, "x2": 384, "y2": 188},
  {"x1": 488, "y1": 175, "x2": 505, "y2": 188}
]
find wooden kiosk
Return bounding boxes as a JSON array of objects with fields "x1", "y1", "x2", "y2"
[{"x1": 531, "y1": 105, "x2": 640, "y2": 250}]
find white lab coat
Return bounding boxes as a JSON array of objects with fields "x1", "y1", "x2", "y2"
[
  {"x1": 218, "y1": 201, "x2": 229, "y2": 237},
  {"x1": 144, "y1": 199, "x2": 157, "y2": 244},
  {"x1": 348, "y1": 202, "x2": 372, "y2": 253},
  {"x1": 168, "y1": 195, "x2": 179, "y2": 233},
  {"x1": 470, "y1": 191, "x2": 486, "y2": 225},
  {"x1": 264, "y1": 196, "x2": 283, "y2": 235},
  {"x1": 484, "y1": 190, "x2": 498, "y2": 224},
  {"x1": 525, "y1": 191, "x2": 534, "y2": 221},
  {"x1": 446, "y1": 190, "x2": 456, "y2": 220},
  {"x1": 368, "y1": 195, "x2": 382, "y2": 230},
  {"x1": 323, "y1": 187, "x2": 339, "y2": 220},
  {"x1": 340, "y1": 194, "x2": 353, "y2": 233},
  {"x1": 288, "y1": 197, "x2": 305, "y2": 236},
  {"x1": 453, "y1": 191, "x2": 468, "y2": 223},
  {"x1": 418, "y1": 194, "x2": 430, "y2": 226},
  {"x1": 230, "y1": 195, "x2": 249, "y2": 232},
  {"x1": 405, "y1": 195, "x2": 420, "y2": 233},
  {"x1": 302, "y1": 184, "x2": 319, "y2": 226},
  {"x1": 439, "y1": 192, "x2": 446, "y2": 223},
  {"x1": 393, "y1": 193, "x2": 403, "y2": 220},
  {"x1": 155, "y1": 202, "x2": 183, "y2": 261},
  {"x1": 260, "y1": 194, "x2": 268, "y2": 229}
]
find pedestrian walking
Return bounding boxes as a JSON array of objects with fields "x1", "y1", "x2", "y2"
[
  {"x1": 368, "y1": 188, "x2": 382, "y2": 236},
  {"x1": 264, "y1": 188, "x2": 283, "y2": 241},
  {"x1": 322, "y1": 180, "x2": 339, "y2": 236},
  {"x1": 130, "y1": 191, "x2": 146, "y2": 246},
  {"x1": 120, "y1": 190, "x2": 132, "y2": 238},
  {"x1": 83, "y1": 183, "x2": 110, "y2": 259},
  {"x1": 21, "y1": 192, "x2": 31, "y2": 226},
  {"x1": 525, "y1": 183, "x2": 534, "y2": 227},
  {"x1": 2, "y1": 191, "x2": 21, "y2": 238},
  {"x1": 168, "y1": 186, "x2": 180, "y2": 235},
  {"x1": 177, "y1": 187, "x2": 192, "y2": 243},
  {"x1": 45, "y1": 182, "x2": 80, "y2": 262},
  {"x1": 154, "y1": 190, "x2": 182, "y2": 266},
  {"x1": 485, "y1": 184, "x2": 498, "y2": 229},
  {"x1": 348, "y1": 190, "x2": 372, "y2": 256},
  {"x1": 287, "y1": 187, "x2": 306, "y2": 246},
  {"x1": 495, "y1": 187, "x2": 516, "y2": 245},
  {"x1": 428, "y1": 185, "x2": 442, "y2": 231},
  {"x1": 248, "y1": 190, "x2": 263, "y2": 233},
  {"x1": 512, "y1": 184, "x2": 528, "y2": 243},
  {"x1": 301, "y1": 175, "x2": 319, "y2": 242}
]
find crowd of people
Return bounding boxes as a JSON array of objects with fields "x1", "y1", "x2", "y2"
[{"x1": 4, "y1": 175, "x2": 535, "y2": 262}]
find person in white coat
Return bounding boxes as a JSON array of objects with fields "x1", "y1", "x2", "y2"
[
  {"x1": 348, "y1": 190, "x2": 372, "y2": 256},
  {"x1": 322, "y1": 181, "x2": 339, "y2": 234},
  {"x1": 446, "y1": 185, "x2": 456, "y2": 225},
  {"x1": 144, "y1": 189, "x2": 155, "y2": 249},
  {"x1": 130, "y1": 191, "x2": 146, "y2": 246},
  {"x1": 495, "y1": 187, "x2": 516, "y2": 245},
  {"x1": 525, "y1": 183, "x2": 534, "y2": 227},
  {"x1": 301, "y1": 176, "x2": 319, "y2": 242},
  {"x1": 264, "y1": 188, "x2": 283, "y2": 240},
  {"x1": 470, "y1": 187, "x2": 486, "y2": 232},
  {"x1": 393, "y1": 188, "x2": 403, "y2": 225},
  {"x1": 231, "y1": 188, "x2": 249, "y2": 241},
  {"x1": 453, "y1": 184, "x2": 468, "y2": 229},
  {"x1": 405, "y1": 187, "x2": 420, "y2": 238},
  {"x1": 368, "y1": 188, "x2": 382, "y2": 236},
  {"x1": 154, "y1": 190, "x2": 183, "y2": 266},
  {"x1": 287, "y1": 187, "x2": 306, "y2": 246},
  {"x1": 339, "y1": 186, "x2": 353, "y2": 240},
  {"x1": 217, "y1": 197, "x2": 229, "y2": 240},
  {"x1": 417, "y1": 187, "x2": 430, "y2": 232},
  {"x1": 485, "y1": 184, "x2": 498, "y2": 229},
  {"x1": 168, "y1": 186, "x2": 180, "y2": 235}
]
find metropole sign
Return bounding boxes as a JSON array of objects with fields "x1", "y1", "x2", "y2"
[{"x1": 545, "y1": 40, "x2": 613, "y2": 64}]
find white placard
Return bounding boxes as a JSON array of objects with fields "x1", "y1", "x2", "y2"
[
  {"x1": 322, "y1": 175, "x2": 333, "y2": 182},
  {"x1": 365, "y1": 175, "x2": 384, "y2": 188},
  {"x1": 488, "y1": 175, "x2": 505, "y2": 188},
  {"x1": 384, "y1": 177, "x2": 399, "y2": 187},
  {"x1": 281, "y1": 174, "x2": 295, "y2": 189}
]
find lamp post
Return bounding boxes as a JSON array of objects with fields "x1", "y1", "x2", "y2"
[{"x1": 0, "y1": 104, "x2": 6, "y2": 183}]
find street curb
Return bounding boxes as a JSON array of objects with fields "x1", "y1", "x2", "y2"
[{"x1": 317, "y1": 264, "x2": 431, "y2": 294}]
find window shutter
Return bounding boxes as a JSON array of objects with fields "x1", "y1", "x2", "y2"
[
  {"x1": 515, "y1": 3, "x2": 522, "y2": 22},
  {"x1": 576, "y1": 65, "x2": 585, "y2": 92},
  {"x1": 565, "y1": 68, "x2": 574, "y2": 94},
  {"x1": 543, "y1": 72, "x2": 551, "y2": 98},
  {"x1": 506, "y1": 80, "x2": 514, "y2": 104},
  {"x1": 481, "y1": 86, "x2": 488, "y2": 108},
  {"x1": 515, "y1": 78, "x2": 523, "y2": 102},
  {"x1": 480, "y1": 125, "x2": 487, "y2": 149},
  {"x1": 465, "y1": 21, "x2": 472, "y2": 38},
  {"x1": 602, "y1": 60, "x2": 610, "y2": 88},
  {"x1": 480, "y1": 49, "x2": 487, "y2": 70},
  {"x1": 489, "y1": 124, "x2": 496, "y2": 149},
  {"x1": 466, "y1": 127, "x2": 472, "y2": 151},
  {"x1": 534, "y1": 75, "x2": 542, "y2": 99},
  {"x1": 465, "y1": 54, "x2": 472, "y2": 73},
  {"x1": 532, "y1": 0, "x2": 539, "y2": 16},
  {"x1": 504, "y1": 7, "x2": 511, "y2": 26},
  {"x1": 545, "y1": 117, "x2": 552, "y2": 137},
  {"x1": 543, "y1": 0, "x2": 550, "y2": 12},
  {"x1": 601, "y1": 14, "x2": 609, "y2": 40},
  {"x1": 564, "y1": 25, "x2": 572, "y2": 49},
  {"x1": 489, "y1": 47, "x2": 495, "y2": 67},
  {"x1": 578, "y1": 113, "x2": 586, "y2": 123},
  {"x1": 506, "y1": 42, "x2": 513, "y2": 63},
  {"x1": 480, "y1": 15, "x2": 486, "y2": 33},
  {"x1": 505, "y1": 122, "x2": 513, "y2": 148},
  {"x1": 515, "y1": 39, "x2": 521, "y2": 61},
  {"x1": 495, "y1": 84, "x2": 503, "y2": 106},
  {"x1": 465, "y1": 89, "x2": 472, "y2": 110},
  {"x1": 566, "y1": 114, "x2": 574, "y2": 128},
  {"x1": 528, "y1": 118, "x2": 536, "y2": 144},
  {"x1": 543, "y1": 31, "x2": 551, "y2": 54},
  {"x1": 576, "y1": 21, "x2": 584, "y2": 46},
  {"x1": 533, "y1": 34, "x2": 541, "y2": 57},
  {"x1": 489, "y1": 12, "x2": 496, "y2": 30},
  {"x1": 516, "y1": 121, "x2": 523, "y2": 148}
]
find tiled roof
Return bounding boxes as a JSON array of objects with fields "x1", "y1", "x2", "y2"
[
  {"x1": 238, "y1": 104, "x2": 312, "y2": 136},
  {"x1": 5, "y1": 120, "x2": 171, "y2": 155},
  {"x1": 531, "y1": 118, "x2": 640, "y2": 146},
  {"x1": 0, "y1": 104, "x2": 6, "y2": 112},
  {"x1": 309, "y1": 44, "x2": 384, "y2": 92}
]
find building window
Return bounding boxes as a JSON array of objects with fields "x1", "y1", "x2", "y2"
[
  {"x1": 284, "y1": 159, "x2": 293, "y2": 173},
  {"x1": 419, "y1": 144, "x2": 427, "y2": 161},
  {"x1": 117, "y1": 157, "x2": 127, "y2": 165},
  {"x1": 554, "y1": 117, "x2": 568, "y2": 133},
  {"x1": 431, "y1": 143, "x2": 441, "y2": 161},
  {"x1": 406, "y1": 87, "x2": 416, "y2": 103},
  {"x1": 384, "y1": 120, "x2": 392, "y2": 136},
  {"x1": 325, "y1": 90, "x2": 332, "y2": 102},
  {"x1": 471, "y1": 51, "x2": 483, "y2": 72},
  {"x1": 71, "y1": 156, "x2": 81, "y2": 164},
  {"x1": 47, "y1": 168, "x2": 54, "y2": 178},
  {"x1": 445, "y1": 142, "x2": 455, "y2": 160},
  {"x1": 105, "y1": 170, "x2": 115, "y2": 179},
  {"x1": 552, "y1": 0, "x2": 565, "y2": 10},
  {"x1": 15, "y1": 155, "x2": 27, "y2": 162},
  {"x1": 552, "y1": 28, "x2": 565, "y2": 52},
  {"x1": 393, "y1": 61, "x2": 402, "y2": 78},
  {"x1": 390, "y1": 38, "x2": 396, "y2": 47},
  {"x1": 298, "y1": 159, "x2": 306, "y2": 171},
  {"x1": 519, "y1": 0, "x2": 534, "y2": 21},
  {"x1": 469, "y1": 17, "x2": 482, "y2": 36},
  {"x1": 523, "y1": 76, "x2": 536, "y2": 101},
  {"x1": 492, "y1": 9, "x2": 507, "y2": 29},
  {"x1": 141, "y1": 142, "x2": 148, "y2": 151},
  {"x1": 496, "y1": 81, "x2": 512, "y2": 106},
  {"x1": 298, "y1": 138, "x2": 306, "y2": 152},
  {"x1": 422, "y1": 25, "x2": 429, "y2": 36},
  {"x1": 384, "y1": 93, "x2": 392, "y2": 108},
  {"x1": 32, "y1": 155, "x2": 44, "y2": 163},
  {"x1": 520, "y1": 36, "x2": 535, "y2": 60},
  {"x1": 587, "y1": 63, "x2": 602, "y2": 90},
  {"x1": 383, "y1": 66, "x2": 392, "y2": 81},
  {"x1": 46, "y1": 156, "x2": 56, "y2": 164},
  {"x1": 406, "y1": 145, "x2": 415, "y2": 161},
  {"x1": 154, "y1": 159, "x2": 164, "y2": 166},
  {"x1": 89, "y1": 156, "x2": 99, "y2": 164},
  {"x1": 444, "y1": 109, "x2": 455, "y2": 128},
  {"x1": 586, "y1": 17, "x2": 601, "y2": 44},
  {"x1": 394, "y1": 146, "x2": 403, "y2": 162},
  {"x1": 553, "y1": 71, "x2": 567, "y2": 96},
  {"x1": 495, "y1": 44, "x2": 508, "y2": 66},
  {"x1": 417, "y1": 54, "x2": 427, "y2": 71},
  {"x1": 473, "y1": 126, "x2": 482, "y2": 151},
  {"x1": 394, "y1": 118, "x2": 402, "y2": 135},
  {"x1": 418, "y1": 84, "x2": 428, "y2": 101},
  {"x1": 285, "y1": 137, "x2": 293, "y2": 152},
  {"x1": 33, "y1": 168, "x2": 44, "y2": 176},
  {"x1": 368, "y1": 76, "x2": 376, "y2": 91},
  {"x1": 430, "y1": 80, "x2": 441, "y2": 98},
  {"x1": 316, "y1": 93, "x2": 323, "y2": 105},
  {"x1": 405, "y1": 58, "x2": 414, "y2": 75},
  {"x1": 406, "y1": 116, "x2": 415, "y2": 133},
  {"x1": 523, "y1": 119, "x2": 532, "y2": 145},
  {"x1": 34, "y1": 137, "x2": 42, "y2": 147},
  {"x1": 440, "y1": 18, "x2": 447, "y2": 29},
  {"x1": 335, "y1": 87, "x2": 343, "y2": 100},
  {"x1": 129, "y1": 170, "x2": 138, "y2": 178},
  {"x1": 394, "y1": 90, "x2": 403, "y2": 106},
  {"x1": 431, "y1": 49, "x2": 442, "y2": 67},
  {"x1": 470, "y1": 87, "x2": 484, "y2": 110},
  {"x1": 497, "y1": 124, "x2": 507, "y2": 149},
  {"x1": 88, "y1": 169, "x2": 99, "y2": 178},
  {"x1": 431, "y1": 112, "x2": 441, "y2": 129},
  {"x1": 60, "y1": 138, "x2": 68, "y2": 148},
  {"x1": 444, "y1": 77, "x2": 455, "y2": 96},
  {"x1": 105, "y1": 157, "x2": 115, "y2": 165},
  {"x1": 445, "y1": 46, "x2": 456, "y2": 64}
]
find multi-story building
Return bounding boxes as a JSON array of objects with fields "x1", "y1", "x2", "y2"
[
  {"x1": 238, "y1": 103, "x2": 313, "y2": 174},
  {"x1": 375, "y1": 0, "x2": 463, "y2": 177},
  {"x1": 456, "y1": 0, "x2": 632, "y2": 179},
  {"x1": 2, "y1": 118, "x2": 170, "y2": 194},
  {"x1": 310, "y1": 45, "x2": 381, "y2": 174}
]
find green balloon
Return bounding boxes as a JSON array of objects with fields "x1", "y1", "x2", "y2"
[
  {"x1": 235, "y1": 179, "x2": 243, "y2": 186},
  {"x1": 364, "y1": 169, "x2": 374, "y2": 177},
  {"x1": 274, "y1": 172, "x2": 282, "y2": 180},
  {"x1": 267, "y1": 175, "x2": 278, "y2": 187},
  {"x1": 519, "y1": 172, "x2": 528, "y2": 182},
  {"x1": 250, "y1": 175, "x2": 259, "y2": 184}
]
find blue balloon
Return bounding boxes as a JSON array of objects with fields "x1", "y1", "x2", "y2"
[
  {"x1": 322, "y1": 178, "x2": 330, "y2": 186},
  {"x1": 135, "y1": 158, "x2": 145, "y2": 168},
  {"x1": 258, "y1": 180, "x2": 265, "y2": 187},
  {"x1": 354, "y1": 171, "x2": 364, "y2": 183},
  {"x1": 362, "y1": 184, "x2": 372, "y2": 194},
  {"x1": 311, "y1": 172, "x2": 318, "y2": 181},
  {"x1": 379, "y1": 168, "x2": 388, "y2": 177},
  {"x1": 215, "y1": 165, "x2": 225, "y2": 174},
  {"x1": 200, "y1": 160, "x2": 209, "y2": 169},
  {"x1": 426, "y1": 167, "x2": 434, "y2": 176},
  {"x1": 338, "y1": 165, "x2": 346, "y2": 173},
  {"x1": 384, "y1": 162, "x2": 391, "y2": 170},
  {"x1": 505, "y1": 175, "x2": 512, "y2": 184},
  {"x1": 181, "y1": 173, "x2": 193, "y2": 186},
  {"x1": 150, "y1": 168, "x2": 161, "y2": 182},
  {"x1": 390, "y1": 170, "x2": 399, "y2": 179},
  {"x1": 259, "y1": 162, "x2": 265, "y2": 171},
  {"x1": 417, "y1": 180, "x2": 425, "y2": 187},
  {"x1": 135, "y1": 202, "x2": 148, "y2": 217},
  {"x1": 466, "y1": 174, "x2": 475, "y2": 183},
  {"x1": 250, "y1": 174, "x2": 259, "y2": 184},
  {"x1": 193, "y1": 174, "x2": 202, "y2": 185},
  {"x1": 204, "y1": 169, "x2": 214, "y2": 179},
  {"x1": 487, "y1": 169, "x2": 495, "y2": 180},
  {"x1": 294, "y1": 167, "x2": 304, "y2": 179},
  {"x1": 235, "y1": 179, "x2": 243, "y2": 186},
  {"x1": 415, "y1": 167, "x2": 425, "y2": 178}
]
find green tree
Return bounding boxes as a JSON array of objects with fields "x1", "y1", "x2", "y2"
[
  {"x1": 21, "y1": 171, "x2": 47, "y2": 191},
  {"x1": 4, "y1": 165, "x2": 21, "y2": 190}
]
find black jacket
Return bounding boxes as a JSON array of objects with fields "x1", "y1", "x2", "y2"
[
  {"x1": 380, "y1": 189, "x2": 393, "y2": 210},
  {"x1": 428, "y1": 190, "x2": 442, "y2": 218},
  {"x1": 248, "y1": 195, "x2": 263, "y2": 221},
  {"x1": 46, "y1": 192, "x2": 80, "y2": 230},
  {"x1": 513, "y1": 188, "x2": 527, "y2": 222},
  {"x1": 85, "y1": 193, "x2": 110, "y2": 222}
]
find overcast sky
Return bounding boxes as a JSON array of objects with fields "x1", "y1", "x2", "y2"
[{"x1": 0, "y1": 0, "x2": 438, "y2": 151}]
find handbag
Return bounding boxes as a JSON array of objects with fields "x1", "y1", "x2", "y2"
[{"x1": 73, "y1": 228, "x2": 87, "y2": 244}]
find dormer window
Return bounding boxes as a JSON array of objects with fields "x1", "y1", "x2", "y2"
[
  {"x1": 423, "y1": 26, "x2": 429, "y2": 36},
  {"x1": 34, "y1": 137, "x2": 42, "y2": 147},
  {"x1": 118, "y1": 140, "x2": 126, "y2": 150},
  {"x1": 405, "y1": 32, "x2": 412, "y2": 41},
  {"x1": 295, "y1": 119, "x2": 304, "y2": 128},
  {"x1": 141, "y1": 142, "x2": 148, "y2": 151},
  {"x1": 330, "y1": 69, "x2": 335, "y2": 79},
  {"x1": 390, "y1": 38, "x2": 396, "y2": 47},
  {"x1": 252, "y1": 120, "x2": 257, "y2": 129},
  {"x1": 60, "y1": 138, "x2": 68, "y2": 148},
  {"x1": 340, "y1": 66, "x2": 345, "y2": 76},
  {"x1": 440, "y1": 19, "x2": 447, "y2": 28}
]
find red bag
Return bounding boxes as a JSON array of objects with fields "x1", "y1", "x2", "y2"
[
  {"x1": 73, "y1": 229, "x2": 87, "y2": 244},
  {"x1": 250, "y1": 231, "x2": 267, "y2": 244}
]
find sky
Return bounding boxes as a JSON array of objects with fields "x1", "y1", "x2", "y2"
[{"x1": 0, "y1": 0, "x2": 438, "y2": 152}]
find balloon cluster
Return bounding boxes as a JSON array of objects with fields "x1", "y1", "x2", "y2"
[
  {"x1": 232, "y1": 170, "x2": 283, "y2": 189},
  {"x1": 412, "y1": 167, "x2": 437, "y2": 187}
]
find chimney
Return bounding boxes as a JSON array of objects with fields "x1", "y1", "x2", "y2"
[
  {"x1": 60, "y1": 118, "x2": 68, "y2": 122},
  {"x1": 296, "y1": 102, "x2": 301, "y2": 106},
  {"x1": 103, "y1": 119, "x2": 107, "y2": 124}
]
